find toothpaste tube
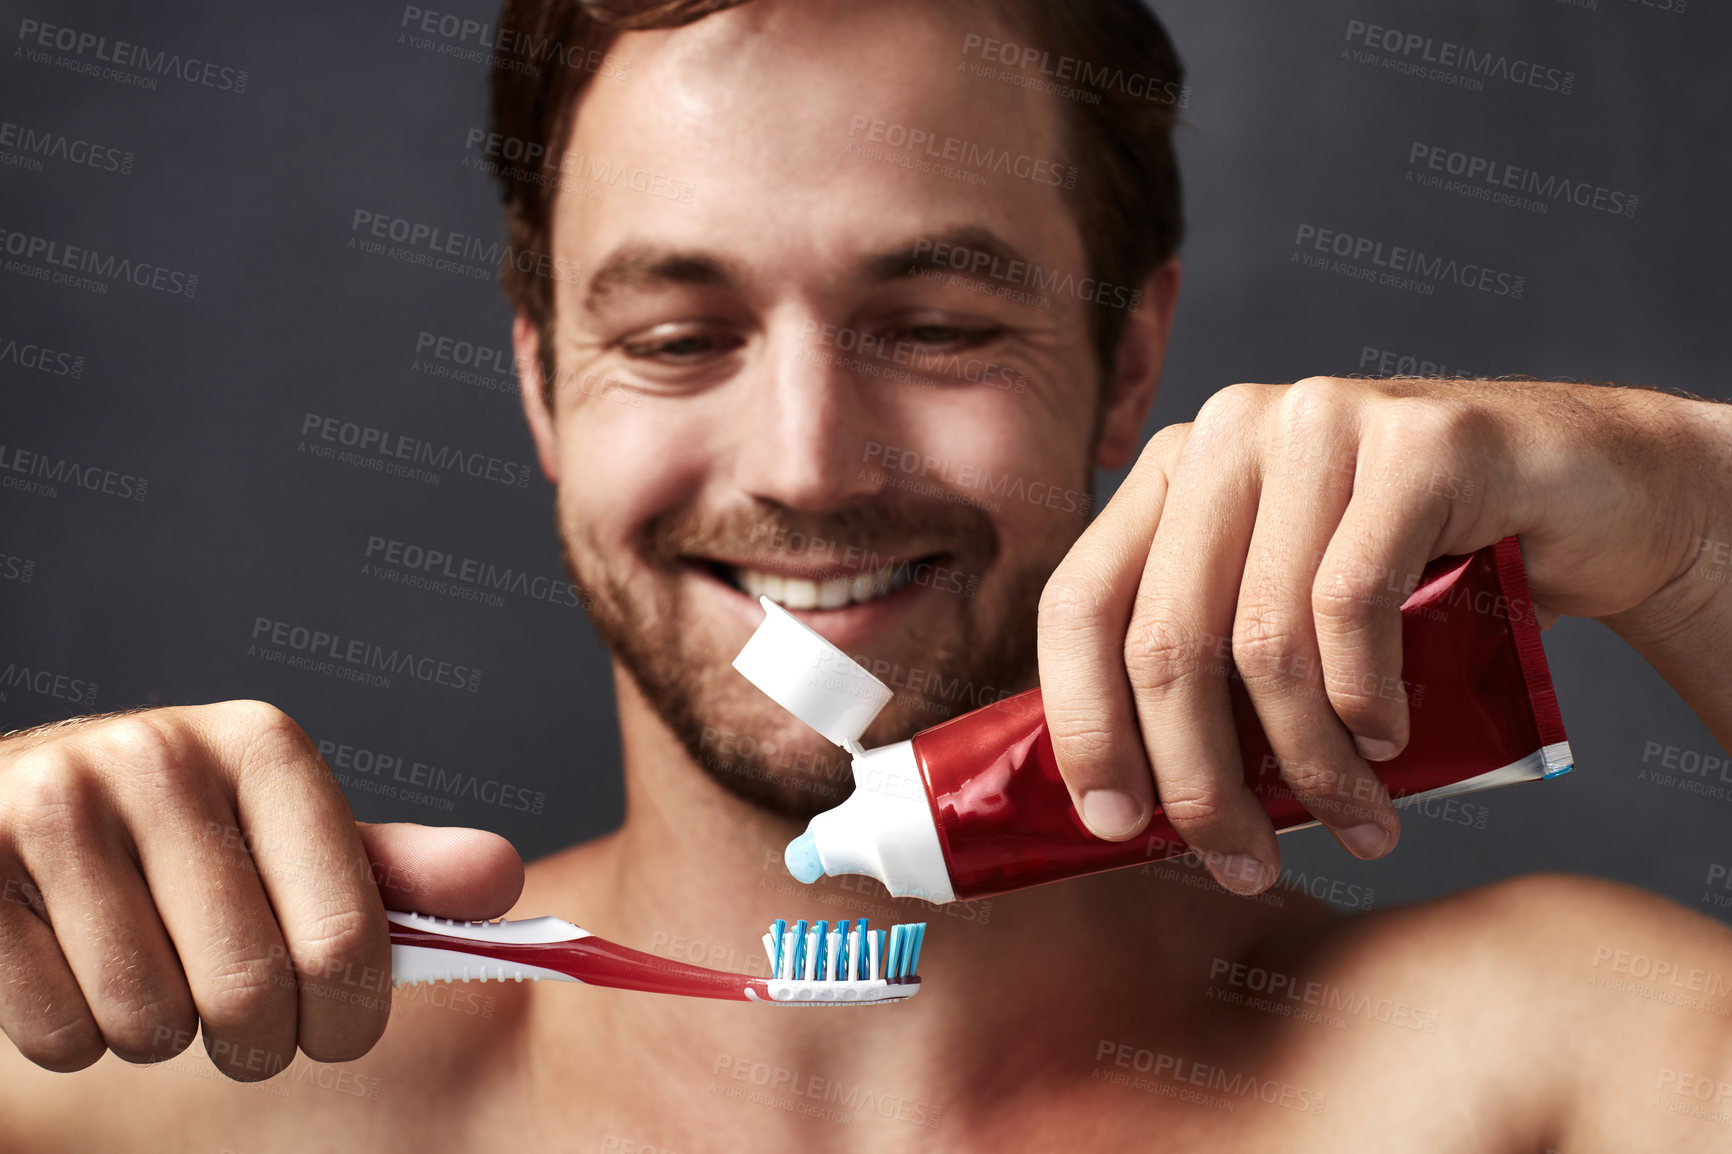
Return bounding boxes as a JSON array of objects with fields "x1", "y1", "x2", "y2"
[{"x1": 734, "y1": 536, "x2": 1571, "y2": 904}]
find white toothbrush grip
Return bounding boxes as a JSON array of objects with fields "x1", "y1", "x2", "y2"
[
  {"x1": 385, "y1": 909, "x2": 590, "y2": 944},
  {"x1": 391, "y1": 944, "x2": 576, "y2": 987}
]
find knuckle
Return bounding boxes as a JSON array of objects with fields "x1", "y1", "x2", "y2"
[
  {"x1": 103, "y1": 989, "x2": 198, "y2": 1062},
  {"x1": 1124, "y1": 611, "x2": 1210, "y2": 695},
  {"x1": 18, "y1": 1012, "x2": 105, "y2": 1073},
  {"x1": 1311, "y1": 568, "x2": 1380, "y2": 629},
  {"x1": 84, "y1": 713, "x2": 182, "y2": 769},
  {"x1": 1156, "y1": 789, "x2": 1225, "y2": 840},
  {"x1": 3, "y1": 754, "x2": 103, "y2": 843},
  {"x1": 1323, "y1": 674, "x2": 1395, "y2": 729},
  {"x1": 1278, "y1": 759, "x2": 1350, "y2": 804},
  {"x1": 1045, "y1": 713, "x2": 1121, "y2": 774},
  {"x1": 1272, "y1": 377, "x2": 1350, "y2": 445},
  {"x1": 1193, "y1": 383, "x2": 1269, "y2": 439},
  {"x1": 1038, "y1": 571, "x2": 1112, "y2": 641},
  {"x1": 221, "y1": 700, "x2": 318, "y2": 769},
  {"x1": 81, "y1": 714, "x2": 196, "y2": 797},
  {"x1": 199, "y1": 950, "x2": 292, "y2": 1028},
  {"x1": 1136, "y1": 422, "x2": 1190, "y2": 472},
  {"x1": 289, "y1": 902, "x2": 381, "y2": 982},
  {"x1": 1230, "y1": 604, "x2": 1310, "y2": 689}
]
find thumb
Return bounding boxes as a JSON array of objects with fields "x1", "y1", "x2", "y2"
[{"x1": 356, "y1": 821, "x2": 525, "y2": 921}]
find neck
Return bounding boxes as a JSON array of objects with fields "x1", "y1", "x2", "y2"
[{"x1": 521, "y1": 663, "x2": 1332, "y2": 1124}]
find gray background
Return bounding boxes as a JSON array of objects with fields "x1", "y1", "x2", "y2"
[{"x1": 1, "y1": 0, "x2": 1726, "y2": 916}]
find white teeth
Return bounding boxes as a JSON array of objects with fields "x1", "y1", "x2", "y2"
[
  {"x1": 736, "y1": 561, "x2": 910, "y2": 610},
  {"x1": 780, "y1": 577, "x2": 820, "y2": 610},
  {"x1": 818, "y1": 577, "x2": 853, "y2": 610}
]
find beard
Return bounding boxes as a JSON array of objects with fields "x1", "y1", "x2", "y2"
[{"x1": 557, "y1": 490, "x2": 1069, "y2": 822}]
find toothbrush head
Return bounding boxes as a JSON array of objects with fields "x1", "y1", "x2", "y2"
[{"x1": 754, "y1": 916, "x2": 926, "y2": 1005}]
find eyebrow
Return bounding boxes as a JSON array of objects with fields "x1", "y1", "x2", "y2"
[
  {"x1": 582, "y1": 244, "x2": 739, "y2": 315},
  {"x1": 861, "y1": 226, "x2": 1042, "y2": 288},
  {"x1": 580, "y1": 225, "x2": 1044, "y2": 314}
]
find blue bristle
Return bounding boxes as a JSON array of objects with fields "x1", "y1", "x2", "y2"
[{"x1": 766, "y1": 916, "x2": 928, "y2": 983}]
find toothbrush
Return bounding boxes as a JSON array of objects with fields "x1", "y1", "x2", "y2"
[{"x1": 386, "y1": 910, "x2": 926, "y2": 1005}]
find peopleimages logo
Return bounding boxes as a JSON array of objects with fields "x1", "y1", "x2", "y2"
[
  {"x1": 1406, "y1": 142, "x2": 1638, "y2": 219},
  {"x1": 0, "y1": 442, "x2": 147, "y2": 501},
  {"x1": 846, "y1": 115, "x2": 1078, "y2": 189},
  {"x1": 15, "y1": 18, "x2": 249, "y2": 93},
  {"x1": 0, "y1": 334, "x2": 84, "y2": 378},
  {"x1": 249, "y1": 617, "x2": 482, "y2": 693},
  {"x1": 298, "y1": 412, "x2": 533, "y2": 489},
  {"x1": 0, "y1": 227, "x2": 198, "y2": 297},
  {"x1": 0, "y1": 120, "x2": 134, "y2": 174},
  {"x1": 1293, "y1": 223, "x2": 1525, "y2": 300},
  {"x1": 1342, "y1": 19, "x2": 1575, "y2": 95}
]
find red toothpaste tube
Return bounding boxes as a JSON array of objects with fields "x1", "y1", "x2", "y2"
[{"x1": 734, "y1": 536, "x2": 1571, "y2": 904}]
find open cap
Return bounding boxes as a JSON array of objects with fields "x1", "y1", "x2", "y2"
[{"x1": 732, "y1": 596, "x2": 893, "y2": 751}]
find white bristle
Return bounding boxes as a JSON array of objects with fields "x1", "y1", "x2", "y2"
[{"x1": 825, "y1": 932, "x2": 841, "y2": 981}]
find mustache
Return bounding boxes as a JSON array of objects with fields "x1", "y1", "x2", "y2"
[{"x1": 640, "y1": 496, "x2": 999, "y2": 577}]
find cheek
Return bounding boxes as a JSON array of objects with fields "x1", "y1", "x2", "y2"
[
  {"x1": 917, "y1": 390, "x2": 1094, "y2": 519},
  {"x1": 556, "y1": 401, "x2": 712, "y2": 545}
]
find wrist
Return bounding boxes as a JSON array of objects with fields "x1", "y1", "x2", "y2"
[{"x1": 1600, "y1": 393, "x2": 1732, "y2": 654}]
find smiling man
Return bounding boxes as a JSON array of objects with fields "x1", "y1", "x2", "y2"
[{"x1": 3, "y1": 0, "x2": 1732, "y2": 1150}]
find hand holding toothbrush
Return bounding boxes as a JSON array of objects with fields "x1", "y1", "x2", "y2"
[{"x1": 0, "y1": 701, "x2": 523, "y2": 1080}]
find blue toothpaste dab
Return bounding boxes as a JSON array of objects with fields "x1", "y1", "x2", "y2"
[{"x1": 785, "y1": 830, "x2": 826, "y2": 883}]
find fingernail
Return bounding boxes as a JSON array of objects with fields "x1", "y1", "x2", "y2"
[
  {"x1": 1080, "y1": 790, "x2": 1146, "y2": 840},
  {"x1": 1213, "y1": 853, "x2": 1274, "y2": 895},
  {"x1": 1354, "y1": 734, "x2": 1400, "y2": 762},
  {"x1": 1339, "y1": 822, "x2": 1391, "y2": 858}
]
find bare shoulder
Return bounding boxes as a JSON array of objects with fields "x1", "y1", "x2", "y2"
[{"x1": 1253, "y1": 872, "x2": 1732, "y2": 1151}]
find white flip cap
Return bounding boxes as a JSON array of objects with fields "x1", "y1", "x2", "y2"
[{"x1": 732, "y1": 595, "x2": 893, "y2": 751}]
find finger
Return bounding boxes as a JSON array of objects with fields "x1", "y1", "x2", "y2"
[
  {"x1": 209, "y1": 706, "x2": 392, "y2": 1068},
  {"x1": 1128, "y1": 384, "x2": 1281, "y2": 894},
  {"x1": 132, "y1": 801, "x2": 303, "y2": 1082},
  {"x1": 356, "y1": 822, "x2": 525, "y2": 918},
  {"x1": 1039, "y1": 423, "x2": 1190, "y2": 841},
  {"x1": 0, "y1": 862, "x2": 105, "y2": 1073},
  {"x1": 1314, "y1": 401, "x2": 1464, "y2": 763},
  {"x1": 1233, "y1": 381, "x2": 1399, "y2": 860},
  {"x1": 10, "y1": 775, "x2": 201, "y2": 1067}
]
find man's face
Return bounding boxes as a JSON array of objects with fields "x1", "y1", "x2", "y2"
[{"x1": 521, "y1": 0, "x2": 1133, "y2": 817}]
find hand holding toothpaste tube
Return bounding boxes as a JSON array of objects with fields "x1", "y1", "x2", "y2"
[{"x1": 1036, "y1": 376, "x2": 1732, "y2": 893}]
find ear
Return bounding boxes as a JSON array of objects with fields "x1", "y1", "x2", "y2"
[
  {"x1": 513, "y1": 312, "x2": 561, "y2": 483},
  {"x1": 1094, "y1": 258, "x2": 1181, "y2": 472}
]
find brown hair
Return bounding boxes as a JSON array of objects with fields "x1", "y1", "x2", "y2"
[{"x1": 490, "y1": 0, "x2": 1185, "y2": 404}]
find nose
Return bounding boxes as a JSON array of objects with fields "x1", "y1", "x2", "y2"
[{"x1": 728, "y1": 314, "x2": 887, "y2": 512}]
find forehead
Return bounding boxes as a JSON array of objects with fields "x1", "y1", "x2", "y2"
[{"x1": 552, "y1": 0, "x2": 1084, "y2": 291}]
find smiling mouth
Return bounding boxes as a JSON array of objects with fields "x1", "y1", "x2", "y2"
[{"x1": 702, "y1": 554, "x2": 948, "y2": 611}]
